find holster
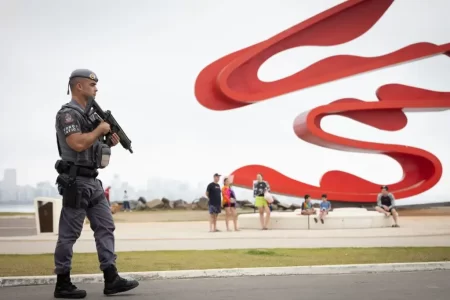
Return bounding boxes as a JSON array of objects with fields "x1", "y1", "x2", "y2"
[
  {"x1": 55, "y1": 160, "x2": 98, "y2": 209},
  {"x1": 56, "y1": 165, "x2": 80, "y2": 209}
]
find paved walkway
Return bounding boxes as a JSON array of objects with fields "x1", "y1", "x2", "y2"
[
  {"x1": 0, "y1": 218, "x2": 36, "y2": 237},
  {"x1": 2, "y1": 270, "x2": 449, "y2": 299},
  {"x1": 0, "y1": 216, "x2": 449, "y2": 254}
]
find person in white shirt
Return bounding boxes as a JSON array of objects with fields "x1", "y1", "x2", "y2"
[{"x1": 122, "y1": 190, "x2": 131, "y2": 212}]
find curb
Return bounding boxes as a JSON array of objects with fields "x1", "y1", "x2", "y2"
[{"x1": 1, "y1": 261, "x2": 450, "y2": 287}]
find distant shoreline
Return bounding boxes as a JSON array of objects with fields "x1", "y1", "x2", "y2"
[
  {"x1": 1, "y1": 199, "x2": 449, "y2": 214},
  {"x1": 0, "y1": 204, "x2": 34, "y2": 213}
]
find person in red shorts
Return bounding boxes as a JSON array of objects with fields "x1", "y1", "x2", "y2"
[{"x1": 222, "y1": 177, "x2": 239, "y2": 231}]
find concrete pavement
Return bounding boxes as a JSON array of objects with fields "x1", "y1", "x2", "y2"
[
  {"x1": 0, "y1": 216, "x2": 449, "y2": 254},
  {"x1": 2, "y1": 270, "x2": 450, "y2": 299},
  {"x1": 0, "y1": 218, "x2": 36, "y2": 237}
]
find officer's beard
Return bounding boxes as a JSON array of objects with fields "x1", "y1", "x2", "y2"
[{"x1": 80, "y1": 91, "x2": 95, "y2": 105}]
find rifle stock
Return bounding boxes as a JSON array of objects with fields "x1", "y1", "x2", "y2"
[{"x1": 87, "y1": 97, "x2": 133, "y2": 154}]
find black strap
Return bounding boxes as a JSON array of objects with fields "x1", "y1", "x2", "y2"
[
  {"x1": 69, "y1": 165, "x2": 78, "y2": 180},
  {"x1": 71, "y1": 166, "x2": 98, "y2": 178},
  {"x1": 56, "y1": 133, "x2": 62, "y2": 156}
]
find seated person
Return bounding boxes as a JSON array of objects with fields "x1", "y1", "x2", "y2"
[
  {"x1": 375, "y1": 185, "x2": 400, "y2": 227},
  {"x1": 300, "y1": 194, "x2": 316, "y2": 215},
  {"x1": 314, "y1": 194, "x2": 331, "y2": 224}
]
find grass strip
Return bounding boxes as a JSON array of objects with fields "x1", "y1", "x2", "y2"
[
  {"x1": 1, "y1": 247, "x2": 449, "y2": 277},
  {"x1": 0, "y1": 212, "x2": 33, "y2": 216}
]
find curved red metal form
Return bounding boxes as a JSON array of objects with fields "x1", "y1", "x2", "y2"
[{"x1": 194, "y1": 0, "x2": 450, "y2": 202}]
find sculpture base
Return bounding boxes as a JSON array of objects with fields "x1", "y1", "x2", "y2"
[
  {"x1": 238, "y1": 208, "x2": 396, "y2": 230},
  {"x1": 34, "y1": 197, "x2": 62, "y2": 235}
]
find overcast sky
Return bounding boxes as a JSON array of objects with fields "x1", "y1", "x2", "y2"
[{"x1": 0, "y1": 0, "x2": 449, "y2": 204}]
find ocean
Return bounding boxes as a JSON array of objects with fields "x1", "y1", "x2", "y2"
[{"x1": 0, "y1": 204, "x2": 35, "y2": 213}]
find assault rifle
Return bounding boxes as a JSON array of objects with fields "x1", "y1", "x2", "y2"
[{"x1": 85, "y1": 97, "x2": 134, "y2": 154}]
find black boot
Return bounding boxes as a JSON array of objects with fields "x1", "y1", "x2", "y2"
[
  {"x1": 103, "y1": 265, "x2": 139, "y2": 295},
  {"x1": 54, "y1": 273, "x2": 87, "y2": 299}
]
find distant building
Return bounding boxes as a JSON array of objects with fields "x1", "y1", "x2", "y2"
[
  {"x1": 36, "y1": 181, "x2": 57, "y2": 198},
  {"x1": 17, "y1": 185, "x2": 36, "y2": 203},
  {"x1": 0, "y1": 169, "x2": 18, "y2": 202}
]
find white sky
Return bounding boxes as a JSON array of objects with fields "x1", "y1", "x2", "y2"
[{"x1": 0, "y1": 0, "x2": 449, "y2": 205}]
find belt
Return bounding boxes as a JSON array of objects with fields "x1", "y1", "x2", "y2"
[
  {"x1": 55, "y1": 160, "x2": 98, "y2": 178},
  {"x1": 71, "y1": 167, "x2": 98, "y2": 178}
]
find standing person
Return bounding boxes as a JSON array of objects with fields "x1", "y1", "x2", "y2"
[
  {"x1": 53, "y1": 69, "x2": 138, "y2": 298},
  {"x1": 206, "y1": 173, "x2": 222, "y2": 232},
  {"x1": 104, "y1": 186, "x2": 111, "y2": 205},
  {"x1": 105, "y1": 186, "x2": 115, "y2": 214},
  {"x1": 314, "y1": 194, "x2": 331, "y2": 224},
  {"x1": 253, "y1": 173, "x2": 271, "y2": 230},
  {"x1": 222, "y1": 177, "x2": 239, "y2": 231},
  {"x1": 375, "y1": 185, "x2": 400, "y2": 227},
  {"x1": 122, "y1": 190, "x2": 131, "y2": 212}
]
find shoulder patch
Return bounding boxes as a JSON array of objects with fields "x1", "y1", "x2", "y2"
[{"x1": 64, "y1": 113, "x2": 74, "y2": 124}]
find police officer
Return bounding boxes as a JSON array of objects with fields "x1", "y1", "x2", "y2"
[{"x1": 53, "y1": 69, "x2": 139, "y2": 298}]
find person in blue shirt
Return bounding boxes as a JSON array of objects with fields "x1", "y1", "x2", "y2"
[{"x1": 314, "y1": 194, "x2": 331, "y2": 224}]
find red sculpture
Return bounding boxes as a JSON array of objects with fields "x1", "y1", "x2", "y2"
[{"x1": 194, "y1": 0, "x2": 450, "y2": 203}]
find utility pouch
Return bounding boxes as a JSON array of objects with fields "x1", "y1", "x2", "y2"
[{"x1": 94, "y1": 143, "x2": 111, "y2": 169}]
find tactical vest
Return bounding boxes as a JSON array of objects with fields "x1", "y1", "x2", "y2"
[{"x1": 56, "y1": 103, "x2": 110, "y2": 169}]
